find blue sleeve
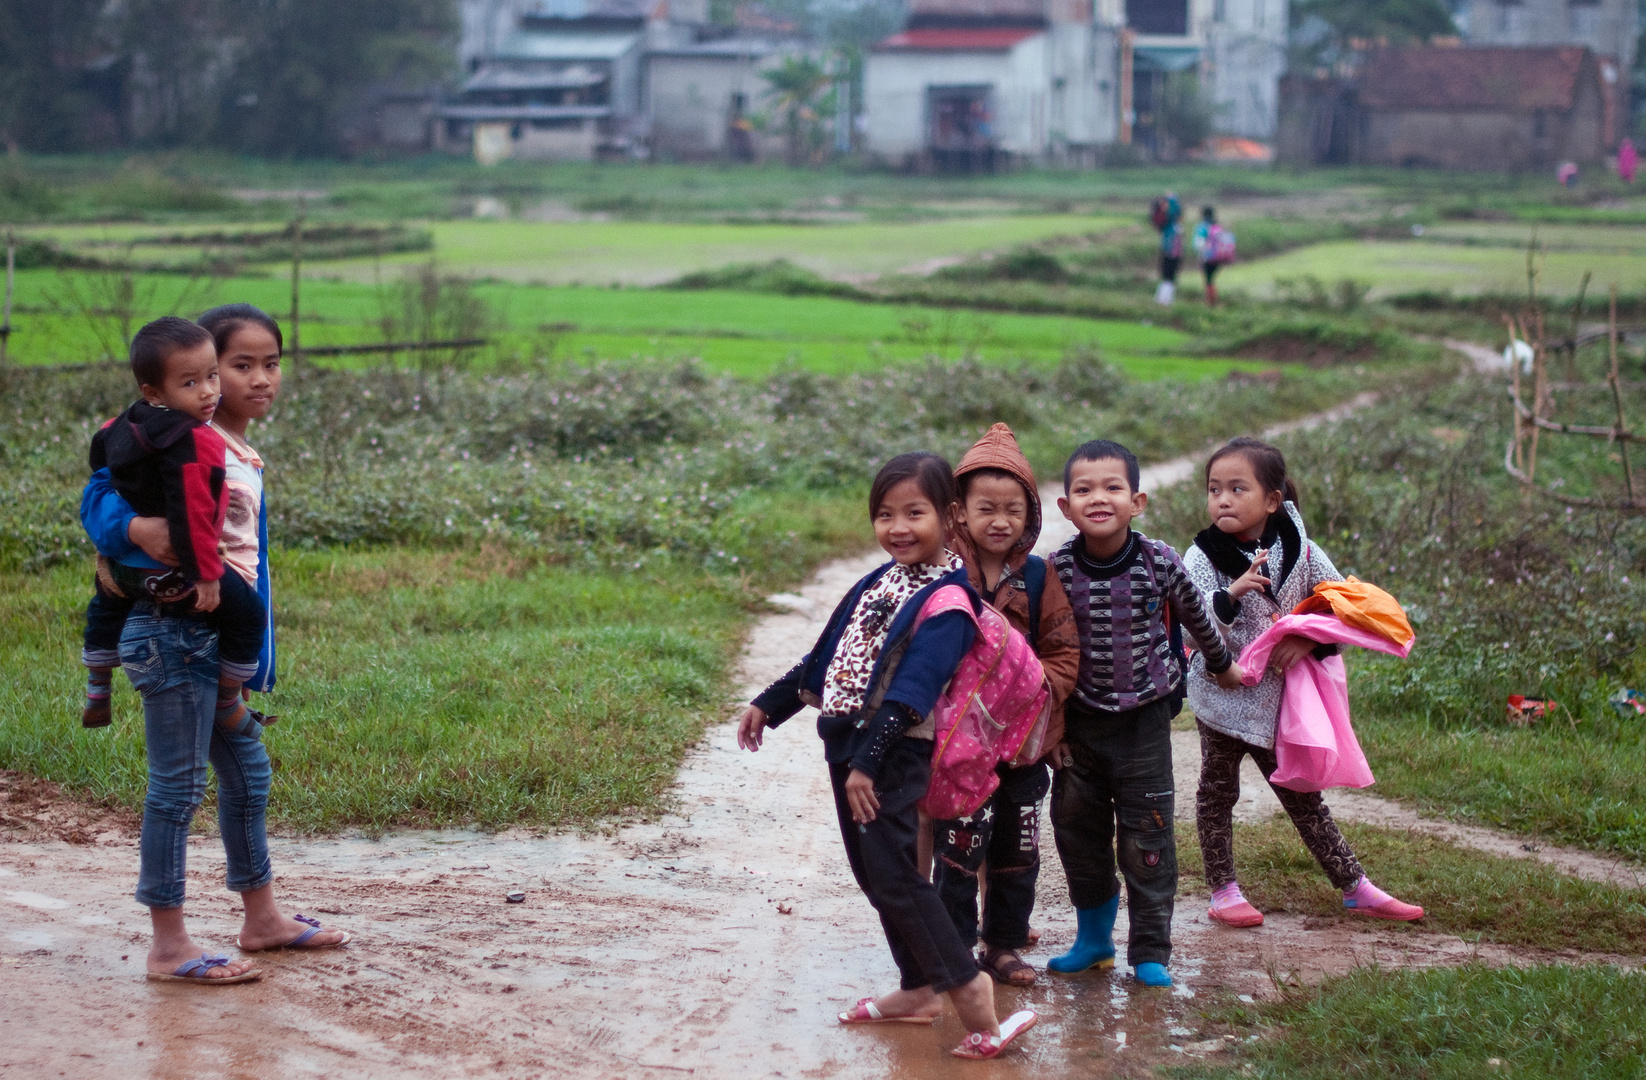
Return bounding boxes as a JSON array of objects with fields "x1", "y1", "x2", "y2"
[
  {"x1": 752, "y1": 659, "x2": 808, "y2": 726},
  {"x1": 246, "y1": 494, "x2": 277, "y2": 693},
  {"x1": 80, "y1": 468, "x2": 142, "y2": 561},
  {"x1": 883, "y1": 609, "x2": 976, "y2": 722},
  {"x1": 847, "y1": 611, "x2": 977, "y2": 778}
]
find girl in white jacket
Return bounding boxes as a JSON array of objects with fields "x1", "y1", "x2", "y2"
[{"x1": 1184, "y1": 437, "x2": 1423, "y2": 927}]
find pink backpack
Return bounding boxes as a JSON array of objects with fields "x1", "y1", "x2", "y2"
[{"x1": 913, "y1": 585, "x2": 1051, "y2": 820}]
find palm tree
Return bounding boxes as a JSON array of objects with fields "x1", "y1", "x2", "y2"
[{"x1": 762, "y1": 55, "x2": 833, "y2": 166}]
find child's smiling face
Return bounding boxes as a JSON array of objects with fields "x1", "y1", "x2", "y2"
[
  {"x1": 140, "y1": 340, "x2": 221, "y2": 424},
  {"x1": 873, "y1": 478, "x2": 947, "y2": 567},
  {"x1": 1206, "y1": 453, "x2": 1281, "y2": 542},
  {"x1": 1059, "y1": 456, "x2": 1146, "y2": 559},
  {"x1": 958, "y1": 472, "x2": 1029, "y2": 561}
]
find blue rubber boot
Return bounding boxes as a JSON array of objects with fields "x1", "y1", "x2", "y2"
[
  {"x1": 1133, "y1": 962, "x2": 1172, "y2": 987},
  {"x1": 1047, "y1": 896, "x2": 1118, "y2": 974}
]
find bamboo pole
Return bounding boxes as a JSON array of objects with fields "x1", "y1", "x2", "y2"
[
  {"x1": 1609, "y1": 285, "x2": 1636, "y2": 502},
  {"x1": 1566, "y1": 269, "x2": 1590, "y2": 384},
  {"x1": 1526, "y1": 309, "x2": 1547, "y2": 498},
  {"x1": 0, "y1": 229, "x2": 13, "y2": 368},
  {"x1": 288, "y1": 201, "x2": 305, "y2": 363},
  {"x1": 1510, "y1": 315, "x2": 1527, "y2": 472}
]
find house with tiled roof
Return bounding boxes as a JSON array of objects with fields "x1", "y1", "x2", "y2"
[{"x1": 1355, "y1": 45, "x2": 1607, "y2": 169}]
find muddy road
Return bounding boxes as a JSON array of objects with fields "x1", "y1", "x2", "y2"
[{"x1": 3, "y1": 419, "x2": 1636, "y2": 1079}]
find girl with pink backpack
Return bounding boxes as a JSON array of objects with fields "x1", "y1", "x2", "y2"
[{"x1": 736, "y1": 451, "x2": 1038, "y2": 1061}]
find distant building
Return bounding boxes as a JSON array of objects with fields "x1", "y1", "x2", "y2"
[
  {"x1": 645, "y1": 37, "x2": 799, "y2": 160},
  {"x1": 861, "y1": 0, "x2": 1283, "y2": 169},
  {"x1": 1460, "y1": 0, "x2": 1634, "y2": 144},
  {"x1": 1279, "y1": 45, "x2": 1609, "y2": 169}
]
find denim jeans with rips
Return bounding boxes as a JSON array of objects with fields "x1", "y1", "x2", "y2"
[{"x1": 120, "y1": 606, "x2": 273, "y2": 909}]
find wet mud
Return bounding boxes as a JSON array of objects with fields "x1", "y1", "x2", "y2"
[{"x1": 3, "y1": 407, "x2": 1635, "y2": 1078}]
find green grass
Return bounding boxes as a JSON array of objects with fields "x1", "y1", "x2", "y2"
[
  {"x1": 1176, "y1": 818, "x2": 1646, "y2": 956},
  {"x1": 1221, "y1": 239, "x2": 1645, "y2": 299},
  {"x1": 1175, "y1": 965, "x2": 1646, "y2": 1080},
  {"x1": 0, "y1": 550, "x2": 764, "y2": 833},
  {"x1": 0, "y1": 267, "x2": 1278, "y2": 378}
]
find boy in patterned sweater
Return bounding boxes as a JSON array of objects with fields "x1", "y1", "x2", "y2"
[{"x1": 1045, "y1": 439, "x2": 1244, "y2": 988}]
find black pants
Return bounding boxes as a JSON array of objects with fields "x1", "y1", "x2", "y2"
[
  {"x1": 830, "y1": 738, "x2": 980, "y2": 994},
  {"x1": 933, "y1": 760, "x2": 1049, "y2": 951},
  {"x1": 85, "y1": 567, "x2": 266, "y2": 669},
  {"x1": 1203, "y1": 261, "x2": 1222, "y2": 286},
  {"x1": 1051, "y1": 697, "x2": 1177, "y2": 967},
  {"x1": 1160, "y1": 254, "x2": 1181, "y2": 283}
]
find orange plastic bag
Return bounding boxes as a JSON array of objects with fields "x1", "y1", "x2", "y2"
[{"x1": 1291, "y1": 576, "x2": 1415, "y2": 649}]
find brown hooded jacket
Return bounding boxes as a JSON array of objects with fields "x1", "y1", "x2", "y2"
[{"x1": 952, "y1": 422, "x2": 1081, "y2": 756}]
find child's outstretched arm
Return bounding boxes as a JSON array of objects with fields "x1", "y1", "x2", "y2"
[
  {"x1": 1165, "y1": 554, "x2": 1245, "y2": 688},
  {"x1": 738, "y1": 657, "x2": 809, "y2": 752}
]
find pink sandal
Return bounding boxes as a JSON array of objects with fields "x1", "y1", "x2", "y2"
[
  {"x1": 1343, "y1": 877, "x2": 1424, "y2": 921},
  {"x1": 951, "y1": 1010, "x2": 1037, "y2": 1059},
  {"x1": 1208, "y1": 882, "x2": 1264, "y2": 928},
  {"x1": 838, "y1": 997, "x2": 939, "y2": 1025}
]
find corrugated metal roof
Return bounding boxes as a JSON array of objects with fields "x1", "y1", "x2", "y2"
[
  {"x1": 463, "y1": 64, "x2": 607, "y2": 92},
  {"x1": 1359, "y1": 46, "x2": 1594, "y2": 111},
  {"x1": 494, "y1": 29, "x2": 641, "y2": 60},
  {"x1": 906, "y1": 0, "x2": 1045, "y2": 19},
  {"x1": 437, "y1": 104, "x2": 611, "y2": 120},
  {"x1": 876, "y1": 27, "x2": 1041, "y2": 50}
]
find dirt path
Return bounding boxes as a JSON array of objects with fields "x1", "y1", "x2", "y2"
[{"x1": 1, "y1": 393, "x2": 1634, "y2": 1080}]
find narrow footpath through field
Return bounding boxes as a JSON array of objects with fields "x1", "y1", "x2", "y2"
[{"x1": 0, "y1": 388, "x2": 1637, "y2": 1080}]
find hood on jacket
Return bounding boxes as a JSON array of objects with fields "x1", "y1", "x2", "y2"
[
  {"x1": 952, "y1": 422, "x2": 1041, "y2": 568},
  {"x1": 98, "y1": 400, "x2": 202, "y2": 472}
]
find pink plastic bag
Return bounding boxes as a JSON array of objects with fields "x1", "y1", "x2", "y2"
[{"x1": 1238, "y1": 613, "x2": 1414, "y2": 793}]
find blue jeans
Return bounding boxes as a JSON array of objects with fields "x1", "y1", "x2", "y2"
[{"x1": 120, "y1": 608, "x2": 274, "y2": 909}]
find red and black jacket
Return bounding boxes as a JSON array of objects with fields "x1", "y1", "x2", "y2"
[{"x1": 90, "y1": 401, "x2": 228, "y2": 583}]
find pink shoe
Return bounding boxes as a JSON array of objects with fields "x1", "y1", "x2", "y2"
[
  {"x1": 951, "y1": 1011, "x2": 1037, "y2": 1060},
  {"x1": 1207, "y1": 882, "x2": 1264, "y2": 928},
  {"x1": 1343, "y1": 877, "x2": 1424, "y2": 921}
]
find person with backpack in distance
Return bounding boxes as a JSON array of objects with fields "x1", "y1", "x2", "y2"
[
  {"x1": 736, "y1": 451, "x2": 1038, "y2": 1060},
  {"x1": 933, "y1": 423, "x2": 1081, "y2": 988},
  {"x1": 1185, "y1": 437, "x2": 1424, "y2": 929},
  {"x1": 1193, "y1": 206, "x2": 1235, "y2": 306},
  {"x1": 1047, "y1": 440, "x2": 1246, "y2": 988},
  {"x1": 1150, "y1": 193, "x2": 1184, "y2": 306}
]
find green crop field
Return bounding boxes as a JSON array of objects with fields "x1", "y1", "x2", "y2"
[
  {"x1": 1220, "y1": 238, "x2": 1646, "y2": 299},
  {"x1": 1, "y1": 268, "x2": 1273, "y2": 378}
]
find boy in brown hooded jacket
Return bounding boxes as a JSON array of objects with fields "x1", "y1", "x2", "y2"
[{"x1": 932, "y1": 422, "x2": 1081, "y2": 986}]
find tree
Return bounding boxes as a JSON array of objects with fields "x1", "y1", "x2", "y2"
[
  {"x1": 0, "y1": 1, "x2": 107, "y2": 152},
  {"x1": 761, "y1": 55, "x2": 833, "y2": 166},
  {"x1": 1291, "y1": 0, "x2": 1456, "y2": 70}
]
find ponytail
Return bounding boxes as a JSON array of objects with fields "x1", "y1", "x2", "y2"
[{"x1": 1207, "y1": 437, "x2": 1298, "y2": 509}]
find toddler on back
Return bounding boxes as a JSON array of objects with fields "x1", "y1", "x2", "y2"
[
  {"x1": 81, "y1": 317, "x2": 268, "y2": 734},
  {"x1": 1185, "y1": 437, "x2": 1422, "y2": 926},
  {"x1": 1046, "y1": 439, "x2": 1244, "y2": 988}
]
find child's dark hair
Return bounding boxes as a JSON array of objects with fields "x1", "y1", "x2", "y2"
[
  {"x1": 870, "y1": 451, "x2": 958, "y2": 526},
  {"x1": 1206, "y1": 436, "x2": 1300, "y2": 506},
  {"x1": 1202, "y1": 205, "x2": 1216, "y2": 222},
  {"x1": 958, "y1": 466, "x2": 1030, "y2": 502},
  {"x1": 1064, "y1": 439, "x2": 1140, "y2": 493},
  {"x1": 198, "y1": 303, "x2": 284, "y2": 357},
  {"x1": 129, "y1": 316, "x2": 213, "y2": 389}
]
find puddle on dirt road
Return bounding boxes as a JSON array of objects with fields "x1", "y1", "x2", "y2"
[{"x1": 2, "y1": 524, "x2": 1620, "y2": 1079}]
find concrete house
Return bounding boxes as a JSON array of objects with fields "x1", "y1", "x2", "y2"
[
  {"x1": 1461, "y1": 0, "x2": 1634, "y2": 142},
  {"x1": 1353, "y1": 45, "x2": 1607, "y2": 169},
  {"x1": 442, "y1": 0, "x2": 651, "y2": 161},
  {"x1": 863, "y1": 0, "x2": 1123, "y2": 168}
]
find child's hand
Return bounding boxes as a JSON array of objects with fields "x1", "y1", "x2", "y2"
[
  {"x1": 1266, "y1": 635, "x2": 1316, "y2": 674},
  {"x1": 193, "y1": 578, "x2": 221, "y2": 613},
  {"x1": 736, "y1": 704, "x2": 769, "y2": 752},
  {"x1": 1048, "y1": 741, "x2": 1074, "y2": 770},
  {"x1": 1228, "y1": 551, "x2": 1270, "y2": 600},
  {"x1": 1213, "y1": 661, "x2": 1246, "y2": 690},
  {"x1": 844, "y1": 768, "x2": 880, "y2": 824}
]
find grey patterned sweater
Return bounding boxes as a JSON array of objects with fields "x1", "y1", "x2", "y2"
[{"x1": 1184, "y1": 502, "x2": 1342, "y2": 749}]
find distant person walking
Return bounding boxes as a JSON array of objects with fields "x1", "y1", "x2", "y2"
[
  {"x1": 1193, "y1": 207, "x2": 1236, "y2": 307},
  {"x1": 1150, "y1": 193, "x2": 1183, "y2": 306}
]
